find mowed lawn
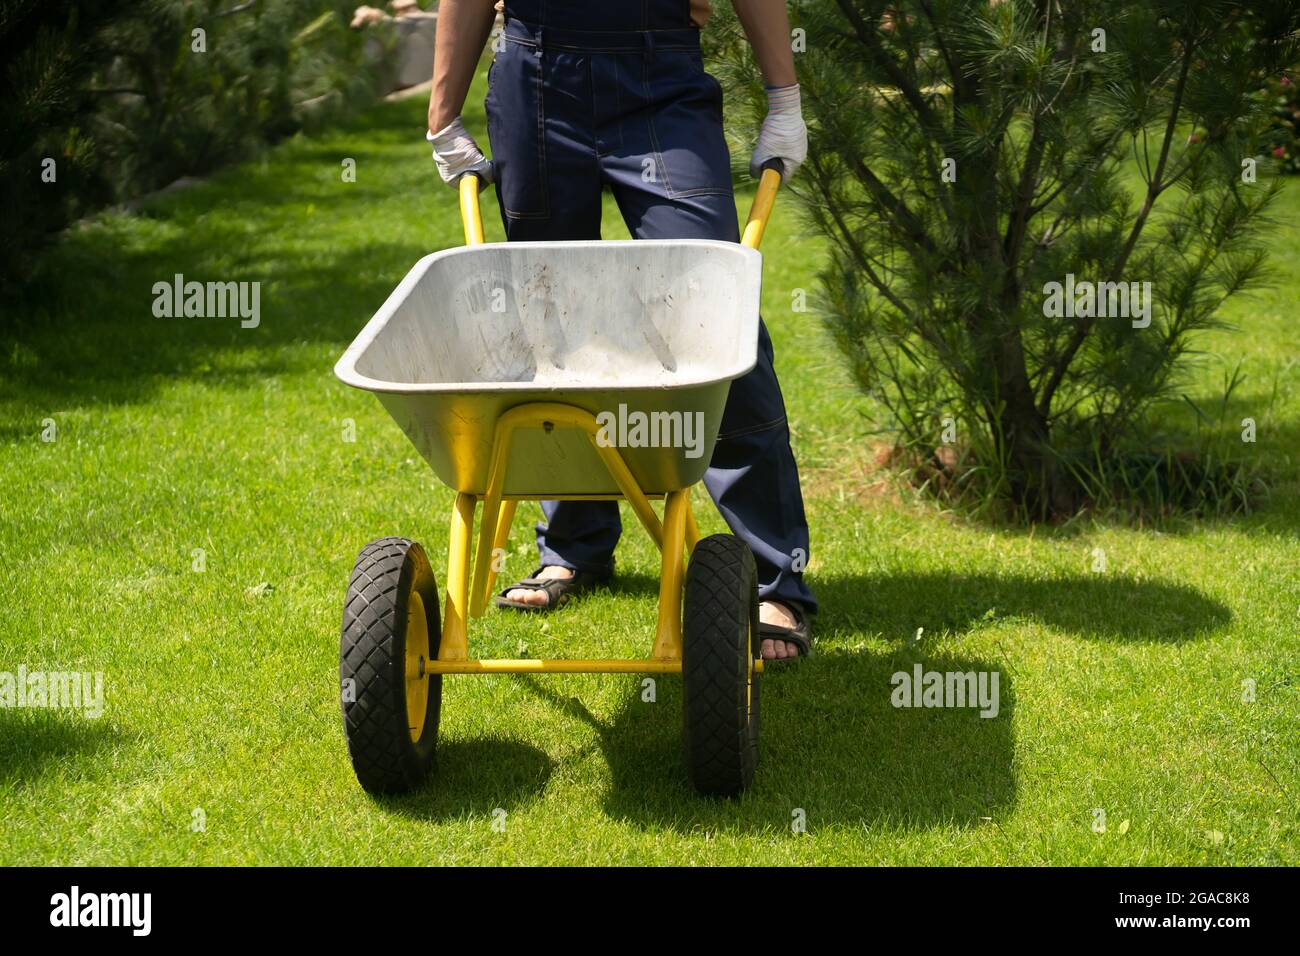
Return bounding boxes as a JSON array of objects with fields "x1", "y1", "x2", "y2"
[{"x1": 1, "y1": 66, "x2": 1297, "y2": 865}]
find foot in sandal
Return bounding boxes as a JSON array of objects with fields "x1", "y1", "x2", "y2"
[
  {"x1": 758, "y1": 600, "x2": 812, "y2": 662},
  {"x1": 495, "y1": 564, "x2": 609, "y2": 611}
]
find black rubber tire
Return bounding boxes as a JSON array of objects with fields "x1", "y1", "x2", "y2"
[
  {"x1": 681, "y1": 533, "x2": 761, "y2": 797},
  {"x1": 340, "y1": 536, "x2": 442, "y2": 794}
]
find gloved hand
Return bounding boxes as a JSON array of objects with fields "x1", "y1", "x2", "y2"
[
  {"x1": 749, "y1": 83, "x2": 807, "y2": 182},
  {"x1": 427, "y1": 116, "x2": 493, "y2": 188}
]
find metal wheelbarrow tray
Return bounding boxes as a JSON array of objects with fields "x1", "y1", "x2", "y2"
[
  {"x1": 334, "y1": 239, "x2": 761, "y2": 497},
  {"x1": 335, "y1": 165, "x2": 784, "y2": 799}
]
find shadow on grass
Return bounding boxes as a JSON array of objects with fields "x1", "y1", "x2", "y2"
[
  {"x1": 0, "y1": 709, "x2": 123, "y2": 788},
  {"x1": 815, "y1": 571, "x2": 1231, "y2": 644},
  {"x1": 512, "y1": 649, "x2": 1016, "y2": 835},
  {"x1": 0, "y1": 98, "x2": 450, "y2": 415},
  {"x1": 374, "y1": 738, "x2": 554, "y2": 823},
  {"x1": 415, "y1": 569, "x2": 1226, "y2": 833},
  {"x1": 603, "y1": 570, "x2": 662, "y2": 601},
  {"x1": 584, "y1": 568, "x2": 1227, "y2": 643},
  {"x1": 0, "y1": 225, "x2": 428, "y2": 415}
]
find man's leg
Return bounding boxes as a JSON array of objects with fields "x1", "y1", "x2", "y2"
[
  {"x1": 484, "y1": 37, "x2": 620, "y2": 600},
  {"x1": 599, "y1": 49, "x2": 817, "y2": 655}
]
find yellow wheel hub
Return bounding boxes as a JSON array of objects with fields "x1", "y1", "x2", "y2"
[{"x1": 404, "y1": 591, "x2": 430, "y2": 742}]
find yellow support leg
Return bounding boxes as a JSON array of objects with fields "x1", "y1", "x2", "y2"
[
  {"x1": 446, "y1": 402, "x2": 715, "y2": 669},
  {"x1": 470, "y1": 402, "x2": 667, "y2": 616},
  {"x1": 684, "y1": 491, "x2": 701, "y2": 553},
  {"x1": 652, "y1": 488, "x2": 689, "y2": 660},
  {"x1": 476, "y1": 498, "x2": 517, "y2": 613},
  {"x1": 440, "y1": 492, "x2": 475, "y2": 661}
]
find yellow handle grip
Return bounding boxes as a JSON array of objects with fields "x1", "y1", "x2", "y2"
[
  {"x1": 459, "y1": 173, "x2": 485, "y2": 246},
  {"x1": 741, "y1": 164, "x2": 783, "y2": 250}
]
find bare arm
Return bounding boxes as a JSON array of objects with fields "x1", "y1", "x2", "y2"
[
  {"x1": 731, "y1": 0, "x2": 797, "y2": 88},
  {"x1": 427, "y1": 0, "x2": 498, "y2": 133},
  {"x1": 732, "y1": 1, "x2": 807, "y2": 178}
]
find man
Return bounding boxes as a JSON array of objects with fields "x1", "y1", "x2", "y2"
[{"x1": 426, "y1": 0, "x2": 815, "y2": 660}]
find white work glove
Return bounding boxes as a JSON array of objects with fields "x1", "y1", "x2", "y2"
[
  {"x1": 749, "y1": 83, "x2": 807, "y2": 182},
  {"x1": 427, "y1": 116, "x2": 493, "y2": 188}
]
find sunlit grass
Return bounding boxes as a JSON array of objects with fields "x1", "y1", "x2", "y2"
[{"x1": 0, "y1": 65, "x2": 1296, "y2": 865}]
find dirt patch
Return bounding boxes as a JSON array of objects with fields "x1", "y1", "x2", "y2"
[{"x1": 802, "y1": 442, "x2": 908, "y2": 507}]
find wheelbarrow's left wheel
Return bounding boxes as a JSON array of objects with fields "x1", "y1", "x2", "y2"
[
  {"x1": 340, "y1": 536, "x2": 442, "y2": 795},
  {"x1": 682, "y1": 533, "x2": 761, "y2": 798}
]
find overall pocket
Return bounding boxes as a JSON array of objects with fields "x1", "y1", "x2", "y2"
[
  {"x1": 640, "y1": 50, "x2": 733, "y2": 199},
  {"x1": 485, "y1": 40, "x2": 550, "y2": 219}
]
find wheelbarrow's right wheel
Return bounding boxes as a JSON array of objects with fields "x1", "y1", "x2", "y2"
[
  {"x1": 340, "y1": 536, "x2": 442, "y2": 794},
  {"x1": 682, "y1": 533, "x2": 760, "y2": 797}
]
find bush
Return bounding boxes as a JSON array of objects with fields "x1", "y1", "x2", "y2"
[
  {"x1": 0, "y1": 0, "x2": 377, "y2": 295},
  {"x1": 709, "y1": 0, "x2": 1300, "y2": 520},
  {"x1": 0, "y1": 0, "x2": 127, "y2": 287},
  {"x1": 1262, "y1": 69, "x2": 1300, "y2": 173}
]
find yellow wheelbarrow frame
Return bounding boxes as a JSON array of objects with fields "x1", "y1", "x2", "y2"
[
  {"x1": 425, "y1": 167, "x2": 783, "y2": 679},
  {"x1": 335, "y1": 166, "x2": 780, "y2": 801}
]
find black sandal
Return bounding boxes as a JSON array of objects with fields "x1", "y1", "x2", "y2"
[
  {"x1": 757, "y1": 601, "x2": 812, "y2": 662},
  {"x1": 494, "y1": 566, "x2": 612, "y2": 612}
]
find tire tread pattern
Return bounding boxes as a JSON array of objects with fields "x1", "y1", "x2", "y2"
[
  {"x1": 682, "y1": 533, "x2": 760, "y2": 797},
  {"x1": 340, "y1": 536, "x2": 440, "y2": 794}
]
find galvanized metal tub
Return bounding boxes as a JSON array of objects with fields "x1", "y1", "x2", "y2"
[{"x1": 334, "y1": 239, "x2": 761, "y2": 496}]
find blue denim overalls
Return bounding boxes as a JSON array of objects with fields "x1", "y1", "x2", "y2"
[{"x1": 486, "y1": 0, "x2": 817, "y2": 614}]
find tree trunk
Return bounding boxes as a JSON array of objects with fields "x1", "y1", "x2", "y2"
[{"x1": 994, "y1": 380, "x2": 1076, "y2": 519}]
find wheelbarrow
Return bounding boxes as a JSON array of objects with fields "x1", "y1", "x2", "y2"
[{"x1": 334, "y1": 162, "x2": 783, "y2": 798}]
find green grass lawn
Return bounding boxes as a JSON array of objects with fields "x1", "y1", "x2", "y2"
[{"x1": 1, "y1": 67, "x2": 1297, "y2": 865}]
